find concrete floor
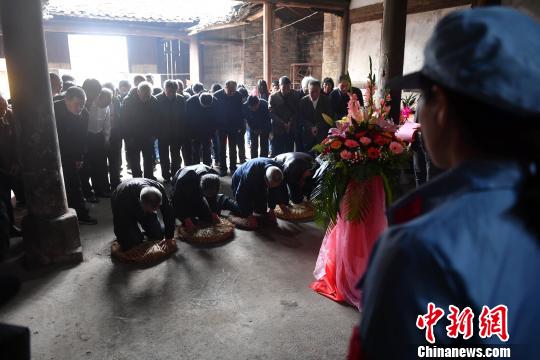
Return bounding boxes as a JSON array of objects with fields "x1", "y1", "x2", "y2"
[{"x1": 0, "y1": 175, "x2": 358, "y2": 360}]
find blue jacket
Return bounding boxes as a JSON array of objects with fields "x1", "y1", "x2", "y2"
[
  {"x1": 359, "y1": 160, "x2": 540, "y2": 359},
  {"x1": 231, "y1": 158, "x2": 288, "y2": 215}
]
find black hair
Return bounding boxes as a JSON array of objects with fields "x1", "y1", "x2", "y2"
[
  {"x1": 338, "y1": 75, "x2": 349, "y2": 83},
  {"x1": 102, "y1": 82, "x2": 115, "y2": 92},
  {"x1": 210, "y1": 83, "x2": 222, "y2": 93},
  {"x1": 199, "y1": 92, "x2": 213, "y2": 107},
  {"x1": 272, "y1": 80, "x2": 279, "y2": 87},
  {"x1": 62, "y1": 81, "x2": 76, "y2": 92},
  {"x1": 200, "y1": 174, "x2": 220, "y2": 196},
  {"x1": 247, "y1": 95, "x2": 260, "y2": 107},
  {"x1": 238, "y1": 87, "x2": 248, "y2": 99},
  {"x1": 164, "y1": 79, "x2": 178, "y2": 91},
  {"x1": 419, "y1": 75, "x2": 540, "y2": 239},
  {"x1": 65, "y1": 86, "x2": 87, "y2": 103},
  {"x1": 133, "y1": 75, "x2": 145, "y2": 86},
  {"x1": 309, "y1": 80, "x2": 321, "y2": 88},
  {"x1": 82, "y1": 78, "x2": 102, "y2": 106},
  {"x1": 323, "y1": 77, "x2": 334, "y2": 88},
  {"x1": 279, "y1": 76, "x2": 291, "y2": 86},
  {"x1": 61, "y1": 74, "x2": 75, "y2": 83},
  {"x1": 257, "y1": 79, "x2": 269, "y2": 95},
  {"x1": 193, "y1": 83, "x2": 205, "y2": 94}
]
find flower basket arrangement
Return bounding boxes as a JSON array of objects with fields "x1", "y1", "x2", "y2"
[{"x1": 312, "y1": 57, "x2": 411, "y2": 226}]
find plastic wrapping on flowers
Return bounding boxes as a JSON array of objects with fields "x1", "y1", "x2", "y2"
[{"x1": 311, "y1": 57, "x2": 412, "y2": 227}]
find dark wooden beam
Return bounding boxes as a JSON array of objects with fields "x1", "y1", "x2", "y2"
[
  {"x1": 249, "y1": 0, "x2": 349, "y2": 12},
  {"x1": 263, "y1": 2, "x2": 274, "y2": 84},
  {"x1": 471, "y1": 0, "x2": 501, "y2": 6},
  {"x1": 379, "y1": 0, "x2": 408, "y2": 123},
  {"x1": 44, "y1": 19, "x2": 189, "y2": 40},
  {"x1": 351, "y1": 0, "x2": 472, "y2": 24}
]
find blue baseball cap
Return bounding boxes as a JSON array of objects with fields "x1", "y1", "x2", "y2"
[{"x1": 391, "y1": 7, "x2": 540, "y2": 116}]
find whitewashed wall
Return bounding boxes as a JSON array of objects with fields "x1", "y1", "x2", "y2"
[{"x1": 347, "y1": 6, "x2": 469, "y2": 86}]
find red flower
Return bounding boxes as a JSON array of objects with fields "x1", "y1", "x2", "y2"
[{"x1": 367, "y1": 147, "x2": 381, "y2": 159}]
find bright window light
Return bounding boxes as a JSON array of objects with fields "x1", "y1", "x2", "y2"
[{"x1": 68, "y1": 34, "x2": 129, "y2": 84}]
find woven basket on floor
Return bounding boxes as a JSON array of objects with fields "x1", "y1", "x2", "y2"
[
  {"x1": 274, "y1": 202, "x2": 315, "y2": 221},
  {"x1": 111, "y1": 238, "x2": 177, "y2": 265},
  {"x1": 228, "y1": 213, "x2": 278, "y2": 230},
  {"x1": 175, "y1": 218, "x2": 235, "y2": 244}
]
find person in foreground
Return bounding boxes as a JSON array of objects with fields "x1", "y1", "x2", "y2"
[
  {"x1": 111, "y1": 178, "x2": 175, "y2": 251},
  {"x1": 231, "y1": 158, "x2": 290, "y2": 228},
  {"x1": 350, "y1": 7, "x2": 540, "y2": 360}
]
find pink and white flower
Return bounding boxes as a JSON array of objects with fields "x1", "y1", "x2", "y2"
[{"x1": 389, "y1": 141, "x2": 404, "y2": 155}]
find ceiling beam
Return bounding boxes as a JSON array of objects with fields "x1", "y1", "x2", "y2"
[
  {"x1": 350, "y1": 0, "x2": 472, "y2": 24},
  {"x1": 248, "y1": 0, "x2": 349, "y2": 12},
  {"x1": 43, "y1": 19, "x2": 189, "y2": 40},
  {"x1": 188, "y1": 21, "x2": 248, "y2": 36}
]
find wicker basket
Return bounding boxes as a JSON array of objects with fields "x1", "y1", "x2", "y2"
[
  {"x1": 175, "y1": 218, "x2": 235, "y2": 244},
  {"x1": 274, "y1": 202, "x2": 315, "y2": 221},
  {"x1": 111, "y1": 239, "x2": 177, "y2": 265}
]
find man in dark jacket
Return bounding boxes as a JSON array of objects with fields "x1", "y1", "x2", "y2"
[
  {"x1": 111, "y1": 178, "x2": 175, "y2": 251},
  {"x1": 172, "y1": 164, "x2": 240, "y2": 231},
  {"x1": 269, "y1": 76, "x2": 299, "y2": 156},
  {"x1": 214, "y1": 80, "x2": 245, "y2": 176},
  {"x1": 330, "y1": 74, "x2": 364, "y2": 119},
  {"x1": 186, "y1": 92, "x2": 218, "y2": 166},
  {"x1": 231, "y1": 158, "x2": 289, "y2": 227},
  {"x1": 243, "y1": 95, "x2": 271, "y2": 159},
  {"x1": 298, "y1": 80, "x2": 334, "y2": 153},
  {"x1": 274, "y1": 152, "x2": 318, "y2": 204},
  {"x1": 54, "y1": 87, "x2": 97, "y2": 224},
  {"x1": 121, "y1": 81, "x2": 159, "y2": 179},
  {"x1": 103, "y1": 83, "x2": 123, "y2": 190},
  {"x1": 156, "y1": 80, "x2": 187, "y2": 182}
]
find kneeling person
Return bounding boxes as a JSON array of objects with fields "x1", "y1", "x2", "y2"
[
  {"x1": 231, "y1": 158, "x2": 289, "y2": 227},
  {"x1": 274, "y1": 152, "x2": 318, "y2": 204},
  {"x1": 172, "y1": 164, "x2": 240, "y2": 231},
  {"x1": 111, "y1": 178, "x2": 175, "y2": 251}
]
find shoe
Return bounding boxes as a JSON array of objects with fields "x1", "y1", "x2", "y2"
[
  {"x1": 78, "y1": 215, "x2": 98, "y2": 225},
  {"x1": 10, "y1": 225, "x2": 22, "y2": 237},
  {"x1": 219, "y1": 169, "x2": 227, "y2": 177}
]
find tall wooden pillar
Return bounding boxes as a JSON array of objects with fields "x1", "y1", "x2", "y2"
[
  {"x1": 263, "y1": 2, "x2": 274, "y2": 84},
  {"x1": 0, "y1": 0, "x2": 82, "y2": 266},
  {"x1": 379, "y1": 0, "x2": 408, "y2": 123},
  {"x1": 340, "y1": 9, "x2": 350, "y2": 75}
]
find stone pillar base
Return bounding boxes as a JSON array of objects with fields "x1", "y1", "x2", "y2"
[{"x1": 22, "y1": 208, "x2": 83, "y2": 268}]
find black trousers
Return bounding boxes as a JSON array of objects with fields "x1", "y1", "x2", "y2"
[
  {"x1": 249, "y1": 130, "x2": 269, "y2": 159},
  {"x1": 112, "y1": 208, "x2": 164, "y2": 251},
  {"x1": 191, "y1": 138, "x2": 212, "y2": 166},
  {"x1": 108, "y1": 132, "x2": 123, "y2": 191},
  {"x1": 271, "y1": 133, "x2": 294, "y2": 156},
  {"x1": 236, "y1": 129, "x2": 246, "y2": 163},
  {"x1": 158, "y1": 138, "x2": 182, "y2": 180},
  {"x1": 218, "y1": 130, "x2": 238, "y2": 172},
  {"x1": 126, "y1": 138, "x2": 155, "y2": 179},
  {"x1": 81, "y1": 132, "x2": 110, "y2": 196},
  {"x1": 62, "y1": 160, "x2": 88, "y2": 218}
]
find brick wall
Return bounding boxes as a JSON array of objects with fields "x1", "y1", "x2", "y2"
[
  {"x1": 199, "y1": 16, "x2": 323, "y2": 90},
  {"x1": 322, "y1": 13, "x2": 344, "y2": 85}
]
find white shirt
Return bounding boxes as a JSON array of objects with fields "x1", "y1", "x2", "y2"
[
  {"x1": 87, "y1": 102, "x2": 111, "y2": 142},
  {"x1": 311, "y1": 97, "x2": 319, "y2": 110}
]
